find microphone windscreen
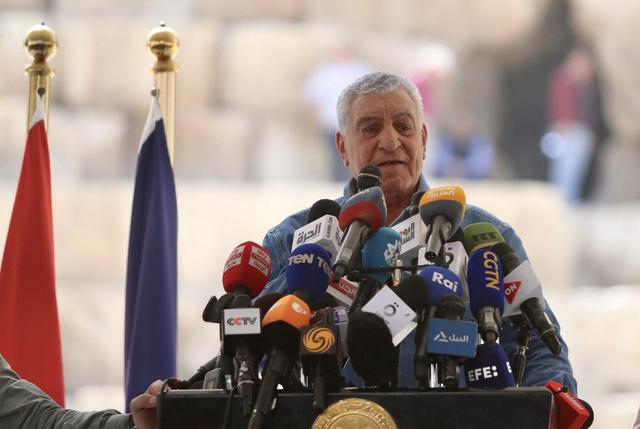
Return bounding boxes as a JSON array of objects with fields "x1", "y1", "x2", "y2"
[
  {"x1": 338, "y1": 186, "x2": 387, "y2": 232},
  {"x1": 222, "y1": 241, "x2": 272, "y2": 298},
  {"x1": 418, "y1": 265, "x2": 464, "y2": 306},
  {"x1": 462, "y1": 222, "x2": 505, "y2": 255},
  {"x1": 286, "y1": 243, "x2": 331, "y2": 301},
  {"x1": 418, "y1": 185, "x2": 466, "y2": 232},
  {"x1": 464, "y1": 343, "x2": 515, "y2": 388},
  {"x1": 308, "y1": 199, "x2": 341, "y2": 223},
  {"x1": 394, "y1": 274, "x2": 429, "y2": 313},
  {"x1": 467, "y1": 249, "x2": 505, "y2": 314},
  {"x1": 262, "y1": 321, "x2": 302, "y2": 357},
  {"x1": 262, "y1": 295, "x2": 311, "y2": 330},
  {"x1": 347, "y1": 311, "x2": 396, "y2": 386},
  {"x1": 356, "y1": 165, "x2": 382, "y2": 191},
  {"x1": 362, "y1": 227, "x2": 402, "y2": 284}
]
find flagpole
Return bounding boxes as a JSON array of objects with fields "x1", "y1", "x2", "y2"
[
  {"x1": 147, "y1": 22, "x2": 179, "y2": 166},
  {"x1": 24, "y1": 23, "x2": 57, "y2": 131}
]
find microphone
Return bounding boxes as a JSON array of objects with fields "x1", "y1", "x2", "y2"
[
  {"x1": 200, "y1": 292, "x2": 285, "y2": 391},
  {"x1": 390, "y1": 190, "x2": 428, "y2": 271},
  {"x1": 286, "y1": 243, "x2": 332, "y2": 310},
  {"x1": 491, "y1": 241, "x2": 561, "y2": 356},
  {"x1": 355, "y1": 275, "x2": 427, "y2": 387},
  {"x1": 356, "y1": 164, "x2": 383, "y2": 191},
  {"x1": 430, "y1": 294, "x2": 475, "y2": 389},
  {"x1": 462, "y1": 222, "x2": 505, "y2": 256},
  {"x1": 222, "y1": 241, "x2": 272, "y2": 298},
  {"x1": 346, "y1": 310, "x2": 397, "y2": 387},
  {"x1": 418, "y1": 186, "x2": 466, "y2": 263},
  {"x1": 361, "y1": 227, "x2": 402, "y2": 284},
  {"x1": 464, "y1": 343, "x2": 515, "y2": 389},
  {"x1": 467, "y1": 248, "x2": 504, "y2": 345},
  {"x1": 408, "y1": 190, "x2": 427, "y2": 216},
  {"x1": 350, "y1": 227, "x2": 402, "y2": 313},
  {"x1": 391, "y1": 213, "x2": 426, "y2": 271},
  {"x1": 200, "y1": 242, "x2": 272, "y2": 393},
  {"x1": 361, "y1": 276, "x2": 425, "y2": 346},
  {"x1": 249, "y1": 295, "x2": 312, "y2": 429},
  {"x1": 291, "y1": 199, "x2": 342, "y2": 262},
  {"x1": 415, "y1": 266, "x2": 465, "y2": 387},
  {"x1": 221, "y1": 294, "x2": 262, "y2": 415},
  {"x1": 299, "y1": 308, "x2": 345, "y2": 411},
  {"x1": 332, "y1": 186, "x2": 387, "y2": 282},
  {"x1": 546, "y1": 380, "x2": 593, "y2": 429}
]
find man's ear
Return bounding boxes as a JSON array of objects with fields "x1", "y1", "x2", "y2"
[
  {"x1": 336, "y1": 131, "x2": 349, "y2": 167},
  {"x1": 421, "y1": 123, "x2": 428, "y2": 159}
]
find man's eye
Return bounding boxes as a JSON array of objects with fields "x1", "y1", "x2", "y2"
[
  {"x1": 397, "y1": 123, "x2": 414, "y2": 134},
  {"x1": 362, "y1": 127, "x2": 378, "y2": 135}
]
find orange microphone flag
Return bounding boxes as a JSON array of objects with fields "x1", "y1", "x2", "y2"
[{"x1": 0, "y1": 97, "x2": 65, "y2": 406}]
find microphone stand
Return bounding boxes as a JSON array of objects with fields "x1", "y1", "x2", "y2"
[{"x1": 510, "y1": 314, "x2": 531, "y2": 386}]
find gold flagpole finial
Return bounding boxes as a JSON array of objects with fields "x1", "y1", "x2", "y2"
[
  {"x1": 147, "y1": 23, "x2": 179, "y2": 165},
  {"x1": 24, "y1": 23, "x2": 57, "y2": 130}
]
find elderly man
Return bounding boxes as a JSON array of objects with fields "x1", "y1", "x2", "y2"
[
  {"x1": 0, "y1": 354, "x2": 161, "y2": 428},
  {"x1": 260, "y1": 72, "x2": 576, "y2": 392}
]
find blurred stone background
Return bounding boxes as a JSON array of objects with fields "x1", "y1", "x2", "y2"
[{"x1": 1, "y1": 0, "x2": 639, "y2": 427}]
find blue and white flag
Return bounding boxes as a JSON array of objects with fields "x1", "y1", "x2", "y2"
[{"x1": 124, "y1": 96, "x2": 177, "y2": 410}]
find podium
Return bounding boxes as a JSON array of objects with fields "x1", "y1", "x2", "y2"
[{"x1": 158, "y1": 387, "x2": 553, "y2": 429}]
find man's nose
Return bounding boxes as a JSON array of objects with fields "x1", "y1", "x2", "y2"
[{"x1": 379, "y1": 127, "x2": 401, "y2": 151}]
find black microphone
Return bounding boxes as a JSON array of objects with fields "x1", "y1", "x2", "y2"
[
  {"x1": 434, "y1": 294, "x2": 467, "y2": 389},
  {"x1": 346, "y1": 310, "x2": 397, "y2": 387},
  {"x1": 348, "y1": 275, "x2": 427, "y2": 388},
  {"x1": 299, "y1": 308, "x2": 345, "y2": 411},
  {"x1": 356, "y1": 164, "x2": 382, "y2": 191}
]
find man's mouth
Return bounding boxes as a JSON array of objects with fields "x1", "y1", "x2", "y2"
[{"x1": 377, "y1": 160, "x2": 404, "y2": 167}]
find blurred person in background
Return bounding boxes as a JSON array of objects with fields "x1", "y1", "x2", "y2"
[
  {"x1": 1, "y1": 354, "x2": 161, "y2": 429},
  {"x1": 304, "y1": 45, "x2": 372, "y2": 182},
  {"x1": 540, "y1": 45, "x2": 610, "y2": 204},
  {"x1": 404, "y1": 43, "x2": 457, "y2": 177},
  {"x1": 433, "y1": 109, "x2": 495, "y2": 180}
]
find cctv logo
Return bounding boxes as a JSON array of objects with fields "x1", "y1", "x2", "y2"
[{"x1": 226, "y1": 317, "x2": 258, "y2": 326}]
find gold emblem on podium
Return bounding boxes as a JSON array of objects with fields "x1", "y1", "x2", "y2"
[{"x1": 311, "y1": 398, "x2": 398, "y2": 429}]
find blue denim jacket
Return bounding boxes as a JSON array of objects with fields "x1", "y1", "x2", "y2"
[{"x1": 260, "y1": 176, "x2": 577, "y2": 393}]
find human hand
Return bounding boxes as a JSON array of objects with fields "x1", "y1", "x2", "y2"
[{"x1": 130, "y1": 379, "x2": 164, "y2": 429}]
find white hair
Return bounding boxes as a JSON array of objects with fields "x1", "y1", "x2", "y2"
[{"x1": 336, "y1": 72, "x2": 424, "y2": 133}]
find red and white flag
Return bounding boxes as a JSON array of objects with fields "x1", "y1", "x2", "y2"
[{"x1": 0, "y1": 96, "x2": 65, "y2": 405}]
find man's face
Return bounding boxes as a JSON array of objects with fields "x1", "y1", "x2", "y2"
[{"x1": 336, "y1": 89, "x2": 427, "y2": 198}]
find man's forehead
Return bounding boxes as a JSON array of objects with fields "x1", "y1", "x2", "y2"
[{"x1": 349, "y1": 90, "x2": 417, "y2": 122}]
